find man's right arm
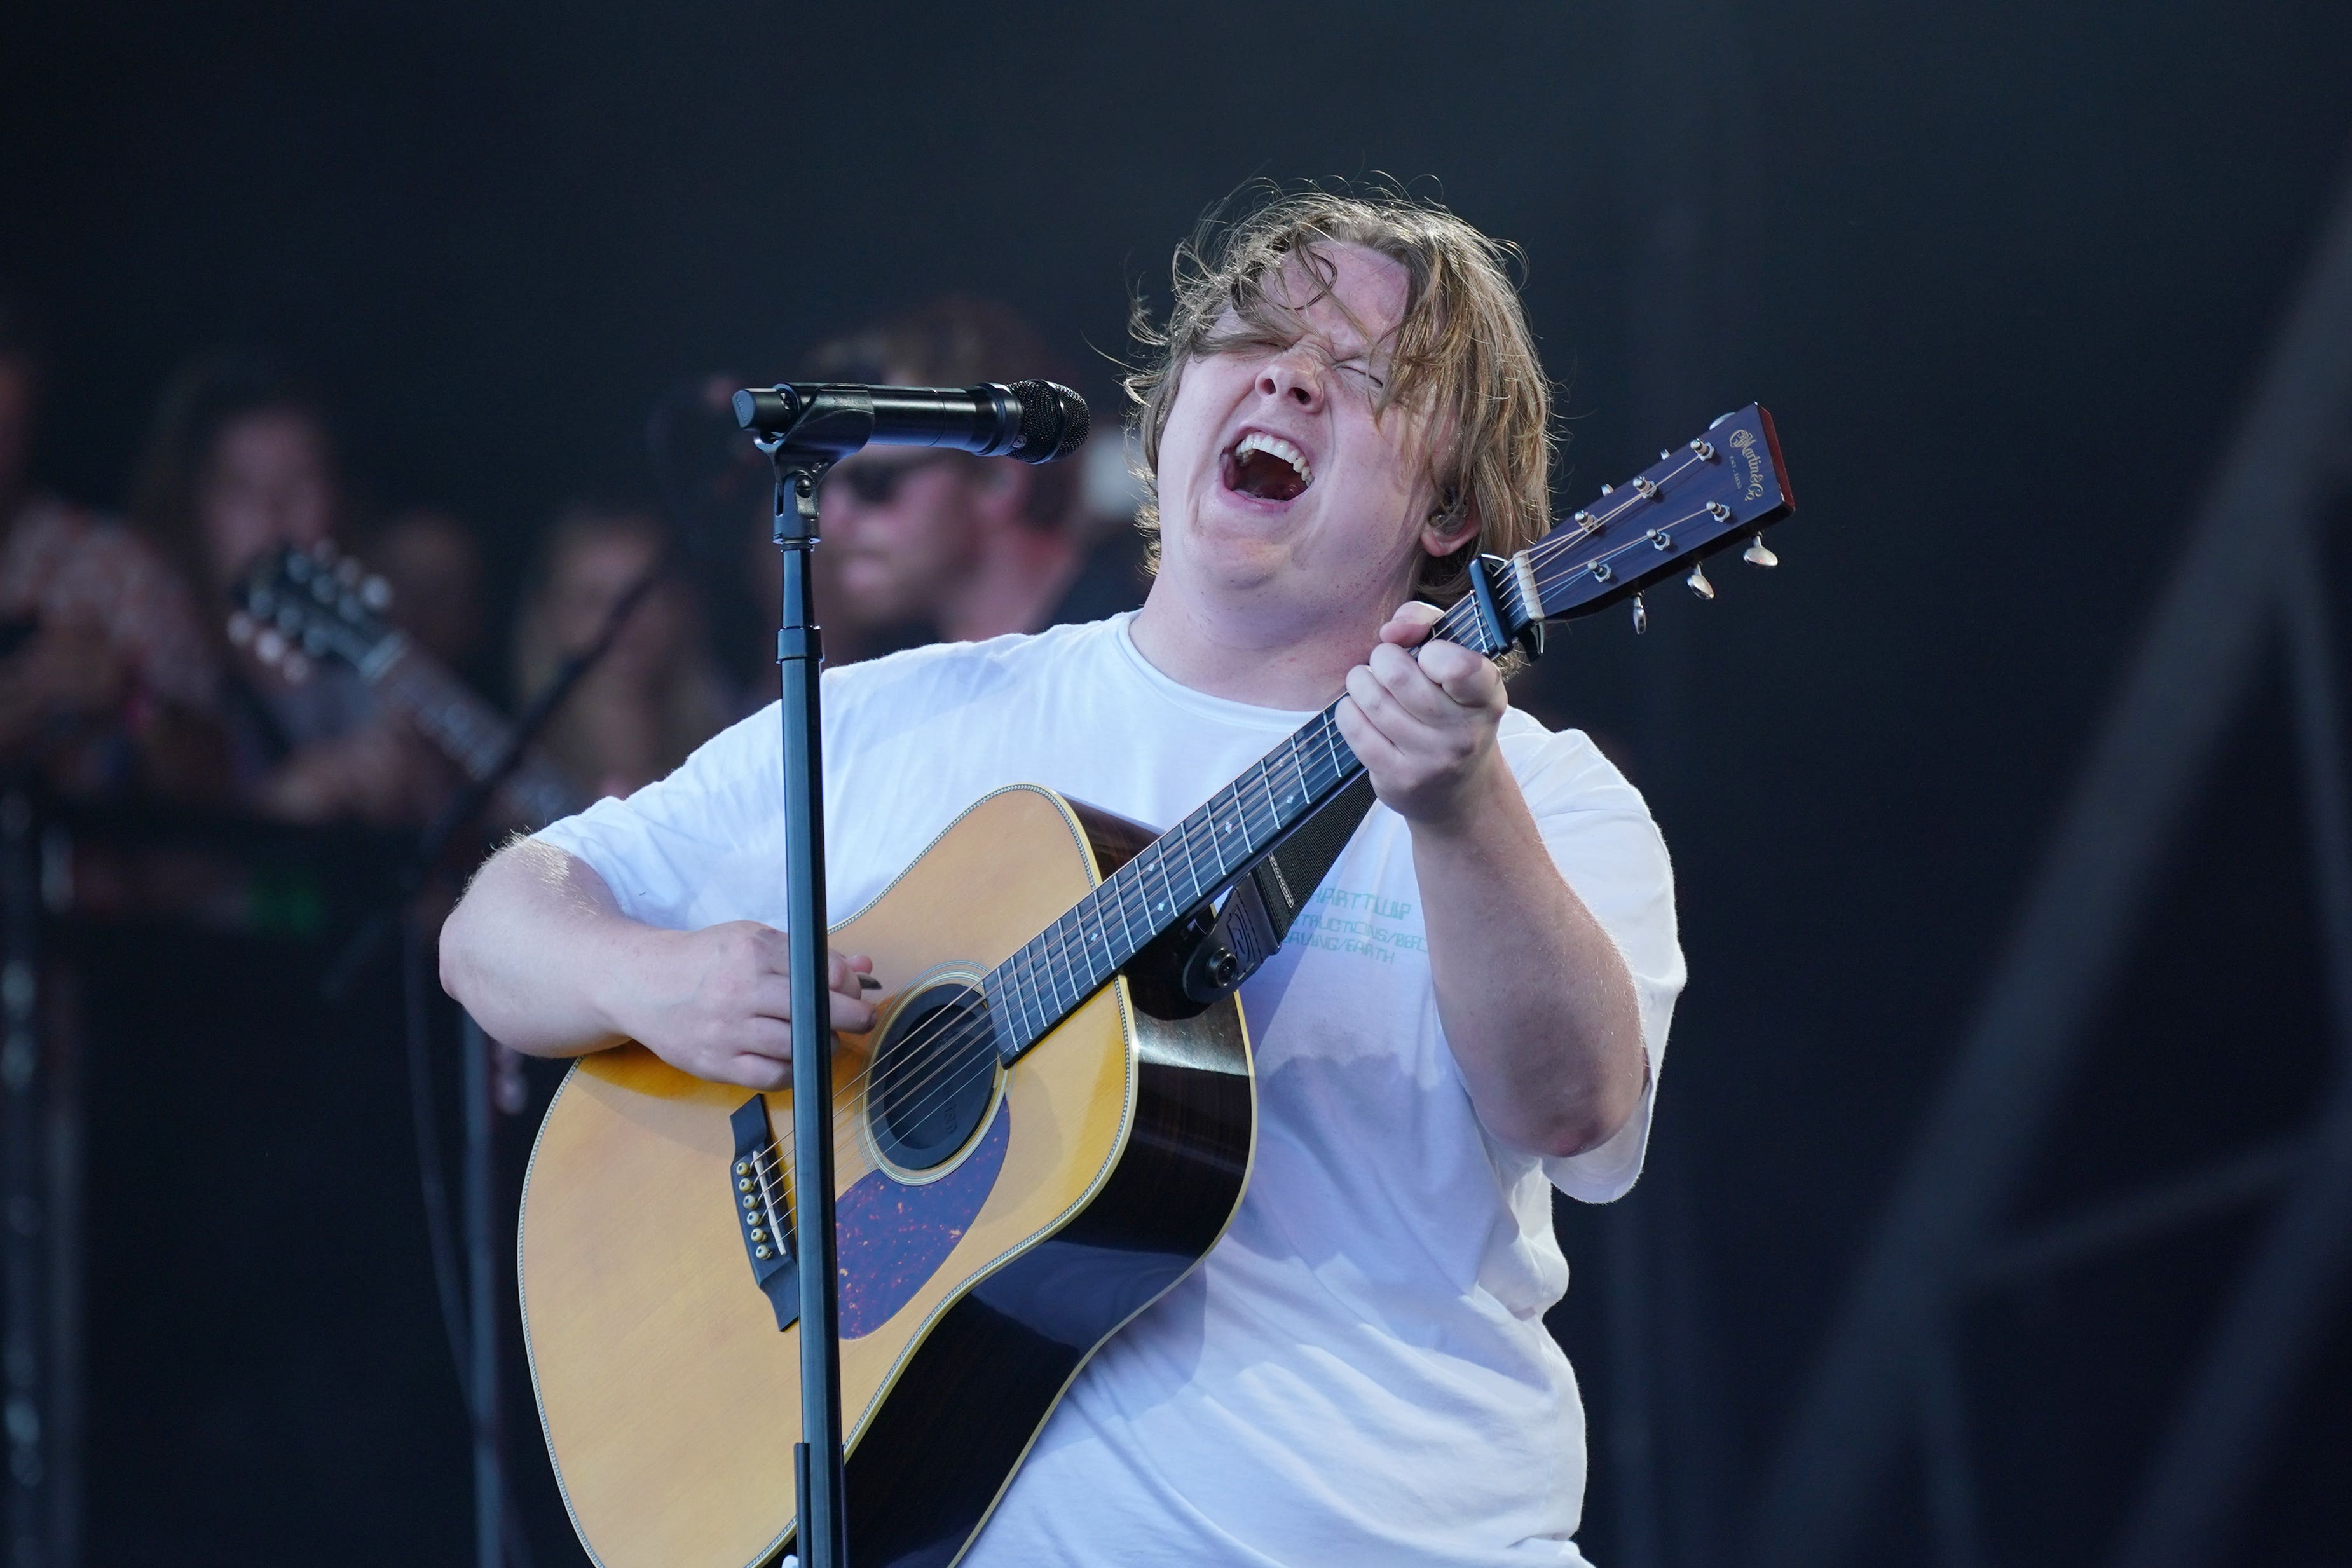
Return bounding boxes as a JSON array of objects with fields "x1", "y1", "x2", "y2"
[{"x1": 439, "y1": 837, "x2": 873, "y2": 1090}]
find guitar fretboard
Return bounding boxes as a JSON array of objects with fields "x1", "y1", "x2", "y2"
[
  {"x1": 365, "y1": 638, "x2": 588, "y2": 829},
  {"x1": 983, "y1": 582, "x2": 1520, "y2": 1062},
  {"x1": 973, "y1": 408, "x2": 1791, "y2": 1062}
]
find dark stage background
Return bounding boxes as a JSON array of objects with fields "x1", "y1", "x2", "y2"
[{"x1": 6, "y1": 3, "x2": 2352, "y2": 1565}]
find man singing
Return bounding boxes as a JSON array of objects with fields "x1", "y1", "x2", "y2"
[{"x1": 442, "y1": 189, "x2": 1681, "y2": 1565}]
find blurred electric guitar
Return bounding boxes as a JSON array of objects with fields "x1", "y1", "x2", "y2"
[
  {"x1": 228, "y1": 543, "x2": 588, "y2": 828},
  {"x1": 521, "y1": 408, "x2": 1795, "y2": 1568}
]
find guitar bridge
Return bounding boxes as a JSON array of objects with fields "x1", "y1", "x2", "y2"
[{"x1": 728, "y1": 1096, "x2": 799, "y2": 1332}]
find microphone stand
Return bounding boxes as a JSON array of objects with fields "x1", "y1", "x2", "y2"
[
  {"x1": 733, "y1": 380, "x2": 1082, "y2": 1568},
  {"x1": 754, "y1": 424, "x2": 852, "y2": 1568}
]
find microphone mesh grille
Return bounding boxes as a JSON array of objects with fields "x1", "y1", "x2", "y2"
[{"x1": 1008, "y1": 380, "x2": 1089, "y2": 462}]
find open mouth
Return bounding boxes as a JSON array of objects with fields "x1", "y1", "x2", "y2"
[{"x1": 1221, "y1": 431, "x2": 1314, "y2": 504}]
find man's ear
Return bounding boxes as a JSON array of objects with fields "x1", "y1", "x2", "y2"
[{"x1": 1421, "y1": 501, "x2": 1480, "y2": 560}]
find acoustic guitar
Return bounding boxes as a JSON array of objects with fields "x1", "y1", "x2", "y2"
[
  {"x1": 521, "y1": 408, "x2": 1796, "y2": 1568},
  {"x1": 228, "y1": 542, "x2": 588, "y2": 828}
]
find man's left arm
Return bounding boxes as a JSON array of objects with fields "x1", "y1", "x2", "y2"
[{"x1": 1337, "y1": 603, "x2": 1650, "y2": 1159}]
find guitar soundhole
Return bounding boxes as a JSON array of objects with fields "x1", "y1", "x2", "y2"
[{"x1": 868, "y1": 981, "x2": 999, "y2": 1173}]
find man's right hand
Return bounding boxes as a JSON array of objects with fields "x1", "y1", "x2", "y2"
[{"x1": 610, "y1": 920, "x2": 877, "y2": 1091}]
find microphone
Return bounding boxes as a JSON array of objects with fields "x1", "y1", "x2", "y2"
[{"x1": 732, "y1": 380, "x2": 1089, "y2": 464}]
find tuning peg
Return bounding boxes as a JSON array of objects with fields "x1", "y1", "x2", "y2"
[
  {"x1": 1743, "y1": 534, "x2": 1779, "y2": 569},
  {"x1": 226, "y1": 611, "x2": 256, "y2": 647},
  {"x1": 360, "y1": 575, "x2": 393, "y2": 612},
  {"x1": 254, "y1": 628, "x2": 286, "y2": 665},
  {"x1": 280, "y1": 651, "x2": 312, "y2": 685},
  {"x1": 1631, "y1": 593, "x2": 1648, "y2": 635},
  {"x1": 1686, "y1": 561, "x2": 1714, "y2": 601}
]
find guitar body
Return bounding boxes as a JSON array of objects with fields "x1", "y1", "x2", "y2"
[{"x1": 518, "y1": 784, "x2": 1257, "y2": 1568}]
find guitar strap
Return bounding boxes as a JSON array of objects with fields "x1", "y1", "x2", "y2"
[
  {"x1": 1251, "y1": 769, "x2": 1379, "y2": 943},
  {"x1": 1176, "y1": 769, "x2": 1378, "y2": 1006}
]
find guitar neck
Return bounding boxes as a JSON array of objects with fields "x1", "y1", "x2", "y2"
[
  {"x1": 986, "y1": 592, "x2": 1516, "y2": 1061},
  {"x1": 978, "y1": 406, "x2": 1796, "y2": 1065},
  {"x1": 363, "y1": 638, "x2": 588, "y2": 828}
]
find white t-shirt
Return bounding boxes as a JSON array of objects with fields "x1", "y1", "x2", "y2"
[{"x1": 537, "y1": 613, "x2": 1684, "y2": 1567}]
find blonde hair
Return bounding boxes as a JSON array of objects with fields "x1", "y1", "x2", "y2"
[{"x1": 1126, "y1": 186, "x2": 1556, "y2": 603}]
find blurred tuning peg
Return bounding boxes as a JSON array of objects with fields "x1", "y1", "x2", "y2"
[
  {"x1": 280, "y1": 651, "x2": 311, "y2": 685},
  {"x1": 1631, "y1": 592, "x2": 1648, "y2": 635},
  {"x1": 1686, "y1": 561, "x2": 1714, "y2": 601},
  {"x1": 226, "y1": 611, "x2": 256, "y2": 647},
  {"x1": 254, "y1": 628, "x2": 286, "y2": 665},
  {"x1": 334, "y1": 557, "x2": 362, "y2": 587},
  {"x1": 1742, "y1": 533, "x2": 1779, "y2": 569},
  {"x1": 360, "y1": 575, "x2": 393, "y2": 612}
]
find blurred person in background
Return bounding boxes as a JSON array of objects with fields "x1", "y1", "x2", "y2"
[
  {"x1": 130, "y1": 349, "x2": 451, "y2": 825},
  {"x1": 804, "y1": 296, "x2": 1149, "y2": 654},
  {"x1": 362, "y1": 506, "x2": 489, "y2": 677},
  {"x1": 0, "y1": 285, "x2": 225, "y2": 800},
  {"x1": 512, "y1": 501, "x2": 732, "y2": 800}
]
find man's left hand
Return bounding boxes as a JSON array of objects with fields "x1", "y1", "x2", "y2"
[{"x1": 1336, "y1": 601, "x2": 1508, "y2": 829}]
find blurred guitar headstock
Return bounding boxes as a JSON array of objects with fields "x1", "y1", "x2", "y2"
[{"x1": 226, "y1": 542, "x2": 397, "y2": 686}]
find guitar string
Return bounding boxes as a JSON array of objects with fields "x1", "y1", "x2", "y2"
[
  {"x1": 749, "y1": 693, "x2": 1371, "y2": 1168},
  {"x1": 766, "y1": 482, "x2": 1751, "y2": 1180},
  {"x1": 741, "y1": 489, "x2": 1732, "y2": 1206},
  {"x1": 735, "y1": 569, "x2": 1505, "y2": 1190},
  {"x1": 737, "y1": 474, "x2": 1737, "y2": 1196},
  {"x1": 788, "y1": 458, "x2": 1732, "y2": 1155},
  {"x1": 735, "y1": 693, "x2": 1378, "y2": 1194},
  {"x1": 743, "y1": 615, "x2": 1410, "y2": 1180},
  {"x1": 735, "y1": 454, "x2": 1740, "y2": 1194},
  {"x1": 737, "y1": 749, "x2": 1320, "y2": 1187},
  {"x1": 735, "y1": 720, "x2": 1336, "y2": 1193},
  {"x1": 771, "y1": 487, "x2": 1712, "y2": 1170}
]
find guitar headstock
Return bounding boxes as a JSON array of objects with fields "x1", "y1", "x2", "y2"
[
  {"x1": 1491, "y1": 403, "x2": 1795, "y2": 643},
  {"x1": 226, "y1": 542, "x2": 398, "y2": 685}
]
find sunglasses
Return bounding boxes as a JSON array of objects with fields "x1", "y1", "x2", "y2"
[{"x1": 823, "y1": 453, "x2": 957, "y2": 508}]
